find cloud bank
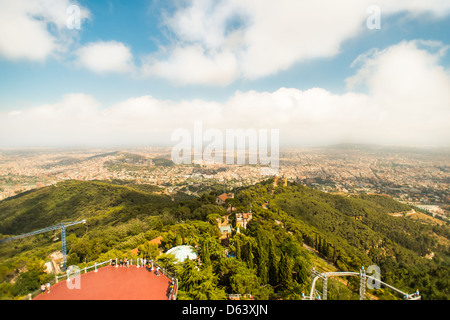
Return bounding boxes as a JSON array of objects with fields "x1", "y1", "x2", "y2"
[{"x1": 1, "y1": 40, "x2": 449, "y2": 147}]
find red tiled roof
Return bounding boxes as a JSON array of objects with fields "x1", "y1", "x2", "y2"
[{"x1": 217, "y1": 193, "x2": 229, "y2": 202}]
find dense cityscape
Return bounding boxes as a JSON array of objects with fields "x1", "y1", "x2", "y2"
[{"x1": 1, "y1": 145, "x2": 448, "y2": 220}]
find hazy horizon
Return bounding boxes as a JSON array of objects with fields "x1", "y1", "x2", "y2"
[{"x1": 1, "y1": 142, "x2": 449, "y2": 153}]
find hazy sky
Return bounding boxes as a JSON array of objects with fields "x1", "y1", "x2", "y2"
[{"x1": 0, "y1": 0, "x2": 449, "y2": 148}]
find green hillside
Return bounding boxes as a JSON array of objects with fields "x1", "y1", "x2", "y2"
[
  {"x1": 0, "y1": 180, "x2": 177, "y2": 235},
  {"x1": 0, "y1": 179, "x2": 448, "y2": 300}
]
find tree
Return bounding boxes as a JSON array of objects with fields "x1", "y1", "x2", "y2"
[
  {"x1": 332, "y1": 246, "x2": 338, "y2": 264},
  {"x1": 177, "y1": 260, "x2": 226, "y2": 300},
  {"x1": 257, "y1": 236, "x2": 268, "y2": 284},
  {"x1": 235, "y1": 238, "x2": 241, "y2": 261},
  {"x1": 230, "y1": 265, "x2": 259, "y2": 295},
  {"x1": 137, "y1": 242, "x2": 160, "y2": 260},
  {"x1": 10, "y1": 258, "x2": 51, "y2": 298},
  {"x1": 160, "y1": 231, "x2": 179, "y2": 250},
  {"x1": 11, "y1": 270, "x2": 42, "y2": 297},
  {"x1": 247, "y1": 242, "x2": 254, "y2": 270},
  {"x1": 279, "y1": 253, "x2": 293, "y2": 290},
  {"x1": 156, "y1": 253, "x2": 177, "y2": 274},
  {"x1": 202, "y1": 240, "x2": 211, "y2": 267},
  {"x1": 268, "y1": 239, "x2": 279, "y2": 286}
]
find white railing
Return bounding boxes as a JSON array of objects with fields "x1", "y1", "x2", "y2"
[{"x1": 55, "y1": 259, "x2": 112, "y2": 283}]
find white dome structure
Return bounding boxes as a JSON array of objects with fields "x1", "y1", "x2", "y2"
[{"x1": 166, "y1": 245, "x2": 197, "y2": 263}]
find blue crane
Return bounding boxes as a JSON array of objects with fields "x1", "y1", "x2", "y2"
[{"x1": 0, "y1": 219, "x2": 87, "y2": 271}]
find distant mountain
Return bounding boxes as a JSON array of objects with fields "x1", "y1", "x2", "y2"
[
  {"x1": 326, "y1": 143, "x2": 450, "y2": 154},
  {"x1": 326, "y1": 143, "x2": 383, "y2": 150}
]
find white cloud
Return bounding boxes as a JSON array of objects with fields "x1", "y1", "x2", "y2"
[
  {"x1": 142, "y1": 0, "x2": 450, "y2": 85},
  {"x1": 75, "y1": 41, "x2": 136, "y2": 74},
  {"x1": 347, "y1": 40, "x2": 450, "y2": 110},
  {"x1": 0, "y1": 0, "x2": 90, "y2": 61},
  {"x1": 378, "y1": 0, "x2": 450, "y2": 18},
  {"x1": 345, "y1": 40, "x2": 450, "y2": 146},
  {"x1": 0, "y1": 94, "x2": 103, "y2": 146},
  {"x1": 0, "y1": 87, "x2": 380, "y2": 147},
  {"x1": 2, "y1": 0, "x2": 449, "y2": 83},
  {"x1": 142, "y1": 44, "x2": 239, "y2": 85},
  {"x1": 1, "y1": 40, "x2": 449, "y2": 147}
]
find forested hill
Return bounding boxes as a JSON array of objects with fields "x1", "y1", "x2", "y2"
[
  {"x1": 0, "y1": 179, "x2": 449, "y2": 300},
  {"x1": 0, "y1": 180, "x2": 180, "y2": 236},
  {"x1": 237, "y1": 181, "x2": 450, "y2": 299}
]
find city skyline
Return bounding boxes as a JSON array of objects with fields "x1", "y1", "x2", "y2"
[
  {"x1": 0, "y1": 145, "x2": 448, "y2": 208},
  {"x1": 0, "y1": 1, "x2": 450, "y2": 148}
]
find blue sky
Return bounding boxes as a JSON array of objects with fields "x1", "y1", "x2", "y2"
[{"x1": 0, "y1": 0, "x2": 449, "y2": 147}]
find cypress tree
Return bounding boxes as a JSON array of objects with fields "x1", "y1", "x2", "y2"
[
  {"x1": 235, "y1": 238, "x2": 241, "y2": 261},
  {"x1": 333, "y1": 246, "x2": 338, "y2": 264},
  {"x1": 257, "y1": 236, "x2": 268, "y2": 284},
  {"x1": 203, "y1": 240, "x2": 211, "y2": 267},
  {"x1": 247, "y1": 242, "x2": 254, "y2": 270},
  {"x1": 279, "y1": 252, "x2": 292, "y2": 290},
  {"x1": 268, "y1": 238, "x2": 279, "y2": 286}
]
